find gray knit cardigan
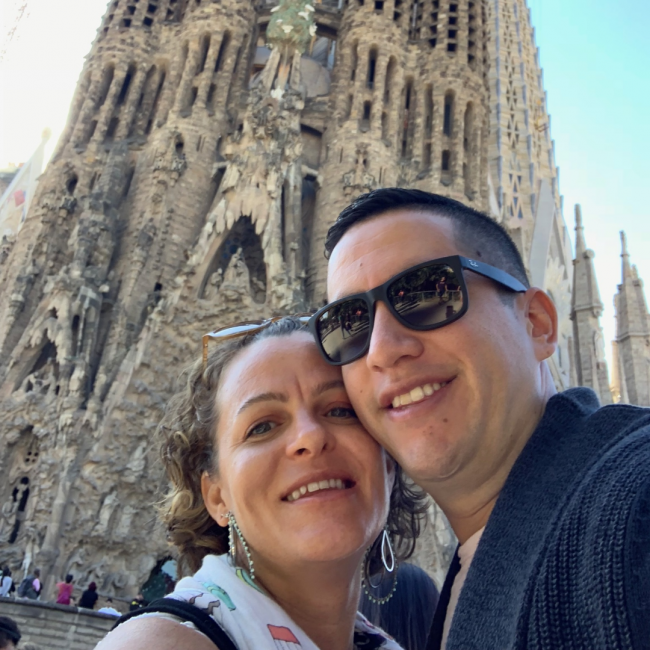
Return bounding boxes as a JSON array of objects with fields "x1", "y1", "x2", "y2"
[{"x1": 427, "y1": 387, "x2": 650, "y2": 650}]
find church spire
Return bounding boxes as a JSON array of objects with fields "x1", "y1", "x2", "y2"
[
  {"x1": 574, "y1": 204, "x2": 587, "y2": 254},
  {"x1": 571, "y1": 205, "x2": 611, "y2": 404},
  {"x1": 613, "y1": 231, "x2": 650, "y2": 405},
  {"x1": 621, "y1": 230, "x2": 633, "y2": 280}
]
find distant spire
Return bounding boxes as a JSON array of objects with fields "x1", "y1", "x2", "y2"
[
  {"x1": 574, "y1": 204, "x2": 586, "y2": 254},
  {"x1": 620, "y1": 230, "x2": 633, "y2": 279}
]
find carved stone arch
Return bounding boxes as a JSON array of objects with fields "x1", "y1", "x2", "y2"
[{"x1": 198, "y1": 216, "x2": 267, "y2": 304}]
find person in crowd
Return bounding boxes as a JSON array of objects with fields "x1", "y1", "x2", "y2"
[
  {"x1": 360, "y1": 562, "x2": 439, "y2": 650},
  {"x1": 0, "y1": 616, "x2": 20, "y2": 650},
  {"x1": 128, "y1": 593, "x2": 146, "y2": 612},
  {"x1": 17, "y1": 568, "x2": 41, "y2": 600},
  {"x1": 316, "y1": 187, "x2": 650, "y2": 649},
  {"x1": 98, "y1": 598, "x2": 121, "y2": 617},
  {"x1": 79, "y1": 581, "x2": 99, "y2": 610},
  {"x1": 0, "y1": 567, "x2": 12, "y2": 598},
  {"x1": 56, "y1": 573, "x2": 74, "y2": 605},
  {"x1": 97, "y1": 317, "x2": 428, "y2": 650}
]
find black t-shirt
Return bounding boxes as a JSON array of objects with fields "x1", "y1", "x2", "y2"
[{"x1": 79, "y1": 590, "x2": 98, "y2": 609}]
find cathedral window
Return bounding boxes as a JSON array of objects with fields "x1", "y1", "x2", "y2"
[
  {"x1": 143, "y1": 16, "x2": 153, "y2": 26},
  {"x1": 367, "y1": 48, "x2": 378, "y2": 89},
  {"x1": 116, "y1": 64, "x2": 136, "y2": 106},
  {"x1": 424, "y1": 84, "x2": 433, "y2": 137},
  {"x1": 8, "y1": 478, "x2": 30, "y2": 544},
  {"x1": 381, "y1": 111, "x2": 389, "y2": 140},
  {"x1": 350, "y1": 41, "x2": 358, "y2": 81},
  {"x1": 145, "y1": 68, "x2": 166, "y2": 134},
  {"x1": 384, "y1": 57, "x2": 396, "y2": 104},
  {"x1": 198, "y1": 34, "x2": 211, "y2": 74},
  {"x1": 214, "y1": 31, "x2": 231, "y2": 73},
  {"x1": 206, "y1": 83, "x2": 216, "y2": 109},
  {"x1": 360, "y1": 101, "x2": 372, "y2": 132},
  {"x1": 105, "y1": 117, "x2": 119, "y2": 142},
  {"x1": 66, "y1": 174, "x2": 78, "y2": 195},
  {"x1": 122, "y1": 18, "x2": 132, "y2": 27},
  {"x1": 175, "y1": 136, "x2": 184, "y2": 156},
  {"x1": 443, "y1": 91, "x2": 454, "y2": 136},
  {"x1": 441, "y1": 149, "x2": 451, "y2": 184},
  {"x1": 401, "y1": 79, "x2": 414, "y2": 159}
]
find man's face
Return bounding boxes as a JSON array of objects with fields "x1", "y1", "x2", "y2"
[{"x1": 327, "y1": 210, "x2": 550, "y2": 492}]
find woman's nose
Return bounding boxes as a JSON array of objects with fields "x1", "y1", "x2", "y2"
[{"x1": 286, "y1": 412, "x2": 333, "y2": 457}]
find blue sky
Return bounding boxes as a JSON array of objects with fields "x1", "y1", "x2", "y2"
[
  {"x1": 527, "y1": 0, "x2": 650, "y2": 350},
  {"x1": 1, "y1": 0, "x2": 648, "y2": 362}
]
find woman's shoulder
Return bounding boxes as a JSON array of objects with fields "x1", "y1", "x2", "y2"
[{"x1": 94, "y1": 614, "x2": 220, "y2": 650}]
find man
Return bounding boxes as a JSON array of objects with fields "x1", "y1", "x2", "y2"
[
  {"x1": 0, "y1": 616, "x2": 20, "y2": 650},
  {"x1": 312, "y1": 188, "x2": 650, "y2": 649},
  {"x1": 17, "y1": 568, "x2": 41, "y2": 600}
]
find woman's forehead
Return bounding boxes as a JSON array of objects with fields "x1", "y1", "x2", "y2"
[{"x1": 218, "y1": 332, "x2": 342, "y2": 406}]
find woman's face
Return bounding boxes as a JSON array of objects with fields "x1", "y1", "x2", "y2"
[{"x1": 202, "y1": 331, "x2": 393, "y2": 570}]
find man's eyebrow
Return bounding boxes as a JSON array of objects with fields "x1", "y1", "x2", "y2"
[
  {"x1": 313, "y1": 379, "x2": 346, "y2": 396},
  {"x1": 236, "y1": 392, "x2": 288, "y2": 416}
]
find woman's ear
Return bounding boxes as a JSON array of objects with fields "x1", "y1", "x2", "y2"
[{"x1": 201, "y1": 472, "x2": 229, "y2": 528}]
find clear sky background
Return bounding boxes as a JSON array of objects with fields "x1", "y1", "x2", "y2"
[{"x1": 1, "y1": 0, "x2": 648, "y2": 363}]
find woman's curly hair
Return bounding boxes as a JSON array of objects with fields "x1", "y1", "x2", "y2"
[{"x1": 158, "y1": 317, "x2": 430, "y2": 576}]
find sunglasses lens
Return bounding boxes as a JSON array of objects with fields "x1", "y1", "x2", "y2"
[
  {"x1": 315, "y1": 298, "x2": 370, "y2": 364},
  {"x1": 388, "y1": 264, "x2": 464, "y2": 328}
]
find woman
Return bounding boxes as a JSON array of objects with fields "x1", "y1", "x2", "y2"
[
  {"x1": 99, "y1": 317, "x2": 428, "y2": 650},
  {"x1": 56, "y1": 573, "x2": 74, "y2": 605},
  {"x1": 0, "y1": 567, "x2": 11, "y2": 598},
  {"x1": 79, "y1": 581, "x2": 98, "y2": 610}
]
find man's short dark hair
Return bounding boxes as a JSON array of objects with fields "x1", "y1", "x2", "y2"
[
  {"x1": 325, "y1": 188, "x2": 530, "y2": 290},
  {"x1": 0, "y1": 616, "x2": 21, "y2": 647}
]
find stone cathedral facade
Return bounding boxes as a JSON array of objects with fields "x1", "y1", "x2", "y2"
[{"x1": 0, "y1": 0, "x2": 647, "y2": 599}]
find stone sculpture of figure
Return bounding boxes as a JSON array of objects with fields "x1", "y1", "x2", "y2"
[
  {"x1": 222, "y1": 249, "x2": 250, "y2": 292},
  {"x1": 204, "y1": 268, "x2": 224, "y2": 299},
  {"x1": 0, "y1": 498, "x2": 18, "y2": 541}
]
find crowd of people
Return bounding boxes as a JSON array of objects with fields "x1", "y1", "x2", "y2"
[{"x1": 0, "y1": 565, "x2": 148, "y2": 619}]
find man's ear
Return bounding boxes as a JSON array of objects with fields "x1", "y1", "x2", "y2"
[
  {"x1": 201, "y1": 472, "x2": 229, "y2": 529},
  {"x1": 522, "y1": 288, "x2": 558, "y2": 361}
]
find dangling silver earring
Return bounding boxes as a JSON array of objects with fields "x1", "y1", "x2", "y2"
[
  {"x1": 381, "y1": 526, "x2": 396, "y2": 573},
  {"x1": 361, "y1": 525, "x2": 398, "y2": 605},
  {"x1": 226, "y1": 511, "x2": 255, "y2": 581}
]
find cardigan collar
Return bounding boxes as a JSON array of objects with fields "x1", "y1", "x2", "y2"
[{"x1": 441, "y1": 387, "x2": 608, "y2": 649}]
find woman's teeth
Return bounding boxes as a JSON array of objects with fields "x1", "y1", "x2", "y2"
[
  {"x1": 392, "y1": 381, "x2": 448, "y2": 408},
  {"x1": 286, "y1": 478, "x2": 346, "y2": 502}
]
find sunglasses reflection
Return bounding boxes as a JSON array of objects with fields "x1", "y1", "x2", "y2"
[{"x1": 317, "y1": 265, "x2": 465, "y2": 361}]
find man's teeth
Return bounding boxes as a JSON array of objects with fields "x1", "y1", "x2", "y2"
[
  {"x1": 392, "y1": 382, "x2": 448, "y2": 408},
  {"x1": 286, "y1": 478, "x2": 346, "y2": 502}
]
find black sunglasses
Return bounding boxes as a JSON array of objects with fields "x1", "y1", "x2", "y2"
[{"x1": 309, "y1": 255, "x2": 527, "y2": 366}]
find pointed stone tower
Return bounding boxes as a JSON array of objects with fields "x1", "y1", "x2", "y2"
[
  {"x1": 486, "y1": 0, "x2": 574, "y2": 389},
  {"x1": 613, "y1": 231, "x2": 650, "y2": 406},
  {"x1": 570, "y1": 205, "x2": 611, "y2": 404}
]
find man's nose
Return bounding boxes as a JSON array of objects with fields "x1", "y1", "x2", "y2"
[{"x1": 365, "y1": 300, "x2": 424, "y2": 370}]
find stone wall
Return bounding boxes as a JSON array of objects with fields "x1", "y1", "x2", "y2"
[{"x1": 0, "y1": 597, "x2": 114, "y2": 650}]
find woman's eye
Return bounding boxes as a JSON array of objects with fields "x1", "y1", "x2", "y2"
[
  {"x1": 327, "y1": 406, "x2": 357, "y2": 419},
  {"x1": 246, "y1": 421, "x2": 277, "y2": 437}
]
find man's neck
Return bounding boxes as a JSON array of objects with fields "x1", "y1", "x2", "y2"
[
  {"x1": 427, "y1": 371, "x2": 557, "y2": 544},
  {"x1": 253, "y1": 554, "x2": 362, "y2": 650}
]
